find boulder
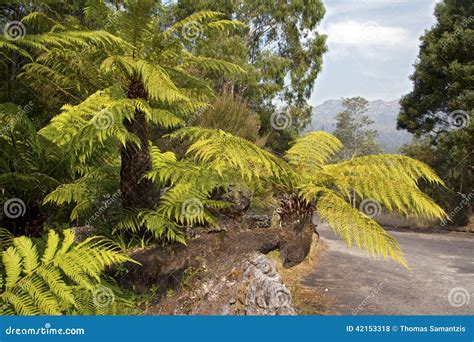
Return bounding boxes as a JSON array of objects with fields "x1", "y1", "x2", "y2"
[
  {"x1": 156, "y1": 252, "x2": 296, "y2": 315},
  {"x1": 241, "y1": 253, "x2": 296, "y2": 315}
]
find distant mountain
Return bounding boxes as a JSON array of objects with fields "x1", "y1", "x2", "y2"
[{"x1": 306, "y1": 99, "x2": 412, "y2": 152}]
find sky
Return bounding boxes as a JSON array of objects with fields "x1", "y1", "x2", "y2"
[{"x1": 310, "y1": 0, "x2": 439, "y2": 105}]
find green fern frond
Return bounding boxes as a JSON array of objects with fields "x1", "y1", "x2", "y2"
[
  {"x1": 171, "y1": 127, "x2": 288, "y2": 181},
  {"x1": 0, "y1": 228, "x2": 13, "y2": 251},
  {"x1": 182, "y1": 53, "x2": 245, "y2": 76},
  {"x1": 13, "y1": 237, "x2": 39, "y2": 274},
  {"x1": 315, "y1": 190, "x2": 408, "y2": 268},
  {"x1": 320, "y1": 154, "x2": 446, "y2": 220},
  {"x1": 101, "y1": 57, "x2": 189, "y2": 103},
  {"x1": 0, "y1": 39, "x2": 32, "y2": 60},
  {"x1": 286, "y1": 131, "x2": 343, "y2": 171},
  {"x1": 0, "y1": 229, "x2": 134, "y2": 315},
  {"x1": 115, "y1": 208, "x2": 186, "y2": 243},
  {"x1": 166, "y1": 11, "x2": 226, "y2": 35},
  {"x1": 21, "y1": 11, "x2": 63, "y2": 32}
]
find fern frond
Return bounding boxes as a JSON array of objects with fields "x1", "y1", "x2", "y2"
[
  {"x1": 171, "y1": 127, "x2": 288, "y2": 181},
  {"x1": 0, "y1": 230, "x2": 134, "y2": 315},
  {"x1": 286, "y1": 131, "x2": 342, "y2": 171},
  {"x1": 13, "y1": 237, "x2": 39, "y2": 274},
  {"x1": 165, "y1": 11, "x2": 226, "y2": 35},
  {"x1": 0, "y1": 228, "x2": 13, "y2": 251},
  {"x1": 2, "y1": 247, "x2": 22, "y2": 290},
  {"x1": 315, "y1": 190, "x2": 408, "y2": 267},
  {"x1": 320, "y1": 154, "x2": 446, "y2": 220},
  {"x1": 101, "y1": 57, "x2": 189, "y2": 103}
]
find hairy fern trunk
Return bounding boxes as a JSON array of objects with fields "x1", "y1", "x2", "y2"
[{"x1": 120, "y1": 80, "x2": 158, "y2": 208}]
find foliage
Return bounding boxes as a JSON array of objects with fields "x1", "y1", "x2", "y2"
[
  {"x1": 166, "y1": 129, "x2": 446, "y2": 267},
  {"x1": 167, "y1": 0, "x2": 328, "y2": 151},
  {"x1": 0, "y1": 228, "x2": 133, "y2": 315},
  {"x1": 0, "y1": 103, "x2": 69, "y2": 236},
  {"x1": 397, "y1": 0, "x2": 473, "y2": 136},
  {"x1": 400, "y1": 129, "x2": 473, "y2": 225},
  {"x1": 333, "y1": 97, "x2": 382, "y2": 160},
  {"x1": 1, "y1": 3, "x2": 246, "y2": 240},
  {"x1": 397, "y1": 0, "x2": 473, "y2": 224},
  {"x1": 0, "y1": 1, "x2": 451, "y2": 307},
  {"x1": 194, "y1": 93, "x2": 262, "y2": 143}
]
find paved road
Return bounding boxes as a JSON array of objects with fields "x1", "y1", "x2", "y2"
[{"x1": 302, "y1": 224, "x2": 474, "y2": 315}]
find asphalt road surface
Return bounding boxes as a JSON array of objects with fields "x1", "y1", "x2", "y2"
[{"x1": 302, "y1": 223, "x2": 474, "y2": 315}]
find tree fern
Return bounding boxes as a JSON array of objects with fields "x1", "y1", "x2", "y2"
[
  {"x1": 0, "y1": 228, "x2": 134, "y2": 315},
  {"x1": 157, "y1": 129, "x2": 446, "y2": 266},
  {"x1": 287, "y1": 132, "x2": 447, "y2": 267},
  {"x1": 3, "y1": 5, "x2": 447, "y2": 269}
]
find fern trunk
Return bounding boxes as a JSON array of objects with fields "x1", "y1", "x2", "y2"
[
  {"x1": 118, "y1": 215, "x2": 316, "y2": 293},
  {"x1": 120, "y1": 80, "x2": 158, "y2": 209}
]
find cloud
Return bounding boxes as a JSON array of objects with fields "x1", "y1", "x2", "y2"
[{"x1": 322, "y1": 20, "x2": 410, "y2": 48}]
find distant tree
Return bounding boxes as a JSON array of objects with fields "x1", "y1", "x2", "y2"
[
  {"x1": 397, "y1": 0, "x2": 473, "y2": 225},
  {"x1": 166, "y1": 0, "x2": 328, "y2": 152},
  {"x1": 400, "y1": 129, "x2": 473, "y2": 226},
  {"x1": 397, "y1": 0, "x2": 473, "y2": 136},
  {"x1": 333, "y1": 97, "x2": 381, "y2": 160}
]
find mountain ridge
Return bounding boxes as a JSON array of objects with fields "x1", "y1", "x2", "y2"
[{"x1": 307, "y1": 98, "x2": 412, "y2": 151}]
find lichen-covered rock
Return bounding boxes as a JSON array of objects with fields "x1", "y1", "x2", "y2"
[
  {"x1": 156, "y1": 252, "x2": 296, "y2": 315},
  {"x1": 244, "y1": 214, "x2": 272, "y2": 229},
  {"x1": 240, "y1": 253, "x2": 296, "y2": 315}
]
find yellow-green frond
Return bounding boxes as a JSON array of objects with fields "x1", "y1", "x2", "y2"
[
  {"x1": 286, "y1": 131, "x2": 342, "y2": 171},
  {"x1": 0, "y1": 230, "x2": 133, "y2": 315},
  {"x1": 171, "y1": 127, "x2": 288, "y2": 181},
  {"x1": 320, "y1": 154, "x2": 446, "y2": 220},
  {"x1": 315, "y1": 190, "x2": 408, "y2": 268}
]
